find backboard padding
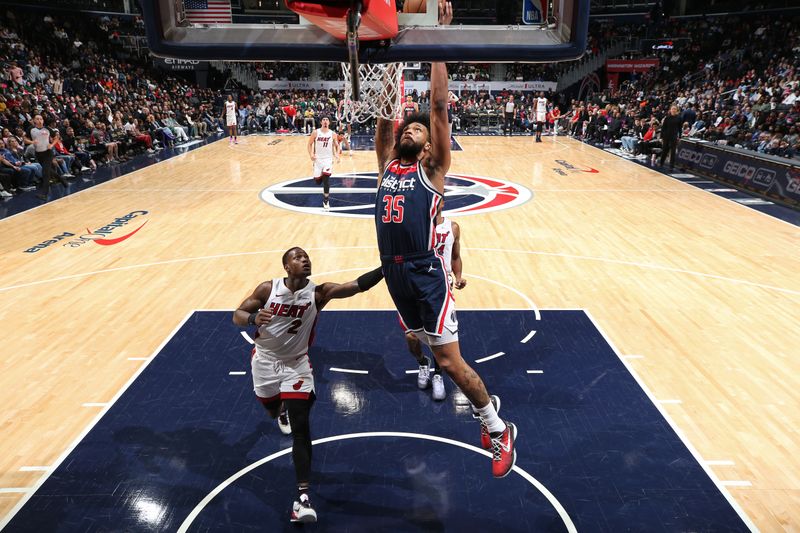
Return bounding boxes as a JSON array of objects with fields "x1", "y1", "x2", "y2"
[{"x1": 141, "y1": 0, "x2": 589, "y2": 64}]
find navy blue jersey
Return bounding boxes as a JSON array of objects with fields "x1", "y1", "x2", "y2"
[{"x1": 375, "y1": 159, "x2": 443, "y2": 257}]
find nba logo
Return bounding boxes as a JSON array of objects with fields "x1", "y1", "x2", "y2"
[{"x1": 522, "y1": 0, "x2": 546, "y2": 24}]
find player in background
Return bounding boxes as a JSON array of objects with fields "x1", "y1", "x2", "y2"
[
  {"x1": 307, "y1": 117, "x2": 340, "y2": 211},
  {"x1": 549, "y1": 104, "x2": 562, "y2": 136},
  {"x1": 447, "y1": 90, "x2": 459, "y2": 133},
  {"x1": 402, "y1": 94, "x2": 420, "y2": 119},
  {"x1": 337, "y1": 121, "x2": 352, "y2": 157},
  {"x1": 224, "y1": 94, "x2": 238, "y2": 145},
  {"x1": 534, "y1": 92, "x2": 548, "y2": 143},
  {"x1": 405, "y1": 200, "x2": 466, "y2": 401},
  {"x1": 233, "y1": 248, "x2": 383, "y2": 523}
]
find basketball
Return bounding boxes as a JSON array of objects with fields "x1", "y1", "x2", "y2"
[{"x1": 402, "y1": 0, "x2": 427, "y2": 14}]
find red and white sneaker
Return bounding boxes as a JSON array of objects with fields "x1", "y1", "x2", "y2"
[
  {"x1": 473, "y1": 395, "x2": 501, "y2": 450},
  {"x1": 490, "y1": 422, "x2": 517, "y2": 478}
]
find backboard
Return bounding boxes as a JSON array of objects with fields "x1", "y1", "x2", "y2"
[{"x1": 140, "y1": 0, "x2": 589, "y2": 64}]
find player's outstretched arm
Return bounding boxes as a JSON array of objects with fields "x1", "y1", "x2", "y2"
[
  {"x1": 376, "y1": 117, "x2": 395, "y2": 180},
  {"x1": 233, "y1": 281, "x2": 274, "y2": 327},
  {"x1": 315, "y1": 267, "x2": 384, "y2": 310},
  {"x1": 428, "y1": 1, "x2": 453, "y2": 182}
]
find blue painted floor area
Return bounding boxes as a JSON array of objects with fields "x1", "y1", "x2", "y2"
[
  {"x1": 0, "y1": 135, "x2": 224, "y2": 220},
  {"x1": 5, "y1": 310, "x2": 750, "y2": 532},
  {"x1": 601, "y1": 146, "x2": 800, "y2": 226}
]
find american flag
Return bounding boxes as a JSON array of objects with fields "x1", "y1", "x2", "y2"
[{"x1": 183, "y1": 0, "x2": 232, "y2": 24}]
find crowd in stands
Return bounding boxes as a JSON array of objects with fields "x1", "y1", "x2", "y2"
[
  {"x1": 0, "y1": 10, "x2": 226, "y2": 199},
  {"x1": 1, "y1": 7, "x2": 798, "y2": 200},
  {"x1": 255, "y1": 62, "x2": 311, "y2": 81},
  {"x1": 562, "y1": 14, "x2": 800, "y2": 162},
  {"x1": 505, "y1": 63, "x2": 559, "y2": 82}
]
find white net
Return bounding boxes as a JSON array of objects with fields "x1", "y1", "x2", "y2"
[{"x1": 339, "y1": 62, "x2": 405, "y2": 124}]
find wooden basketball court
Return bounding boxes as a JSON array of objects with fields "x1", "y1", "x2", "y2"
[{"x1": 0, "y1": 135, "x2": 797, "y2": 530}]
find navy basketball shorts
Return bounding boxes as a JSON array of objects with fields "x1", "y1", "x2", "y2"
[{"x1": 382, "y1": 250, "x2": 458, "y2": 346}]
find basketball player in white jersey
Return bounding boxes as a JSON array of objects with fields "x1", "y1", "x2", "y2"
[
  {"x1": 534, "y1": 92, "x2": 548, "y2": 143},
  {"x1": 307, "y1": 117, "x2": 340, "y2": 211},
  {"x1": 402, "y1": 94, "x2": 420, "y2": 120},
  {"x1": 224, "y1": 94, "x2": 238, "y2": 145},
  {"x1": 447, "y1": 90, "x2": 460, "y2": 132},
  {"x1": 337, "y1": 122, "x2": 352, "y2": 156},
  {"x1": 233, "y1": 247, "x2": 383, "y2": 523},
  {"x1": 405, "y1": 200, "x2": 465, "y2": 400}
]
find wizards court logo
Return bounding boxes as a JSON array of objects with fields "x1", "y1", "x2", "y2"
[{"x1": 260, "y1": 172, "x2": 532, "y2": 218}]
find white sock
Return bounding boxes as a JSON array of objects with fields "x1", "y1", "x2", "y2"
[{"x1": 475, "y1": 401, "x2": 505, "y2": 434}]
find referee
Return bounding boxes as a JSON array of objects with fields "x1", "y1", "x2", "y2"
[{"x1": 27, "y1": 114, "x2": 58, "y2": 201}]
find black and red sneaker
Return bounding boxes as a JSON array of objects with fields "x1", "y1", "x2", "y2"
[
  {"x1": 474, "y1": 395, "x2": 501, "y2": 450},
  {"x1": 490, "y1": 422, "x2": 518, "y2": 478}
]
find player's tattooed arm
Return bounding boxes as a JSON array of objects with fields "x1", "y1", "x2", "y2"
[
  {"x1": 233, "y1": 281, "x2": 274, "y2": 327},
  {"x1": 426, "y1": 1, "x2": 453, "y2": 183},
  {"x1": 375, "y1": 118, "x2": 395, "y2": 183}
]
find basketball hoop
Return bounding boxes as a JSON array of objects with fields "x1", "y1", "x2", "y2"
[{"x1": 340, "y1": 62, "x2": 405, "y2": 123}]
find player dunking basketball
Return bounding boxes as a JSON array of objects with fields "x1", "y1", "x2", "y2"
[
  {"x1": 307, "y1": 117, "x2": 340, "y2": 211},
  {"x1": 375, "y1": 0, "x2": 517, "y2": 478},
  {"x1": 224, "y1": 94, "x2": 238, "y2": 145},
  {"x1": 233, "y1": 248, "x2": 383, "y2": 523}
]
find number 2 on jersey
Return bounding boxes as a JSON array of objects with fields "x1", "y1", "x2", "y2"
[
  {"x1": 287, "y1": 319, "x2": 302, "y2": 334},
  {"x1": 381, "y1": 194, "x2": 405, "y2": 223}
]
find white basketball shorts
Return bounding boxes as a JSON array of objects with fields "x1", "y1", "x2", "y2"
[
  {"x1": 251, "y1": 350, "x2": 315, "y2": 403},
  {"x1": 313, "y1": 158, "x2": 333, "y2": 178}
]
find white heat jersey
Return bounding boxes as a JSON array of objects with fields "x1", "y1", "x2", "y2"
[
  {"x1": 433, "y1": 218, "x2": 454, "y2": 273},
  {"x1": 225, "y1": 101, "x2": 236, "y2": 119},
  {"x1": 314, "y1": 129, "x2": 335, "y2": 160},
  {"x1": 254, "y1": 278, "x2": 318, "y2": 361},
  {"x1": 536, "y1": 98, "x2": 548, "y2": 122}
]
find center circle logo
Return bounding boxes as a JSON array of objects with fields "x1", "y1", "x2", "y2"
[{"x1": 260, "y1": 172, "x2": 532, "y2": 218}]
